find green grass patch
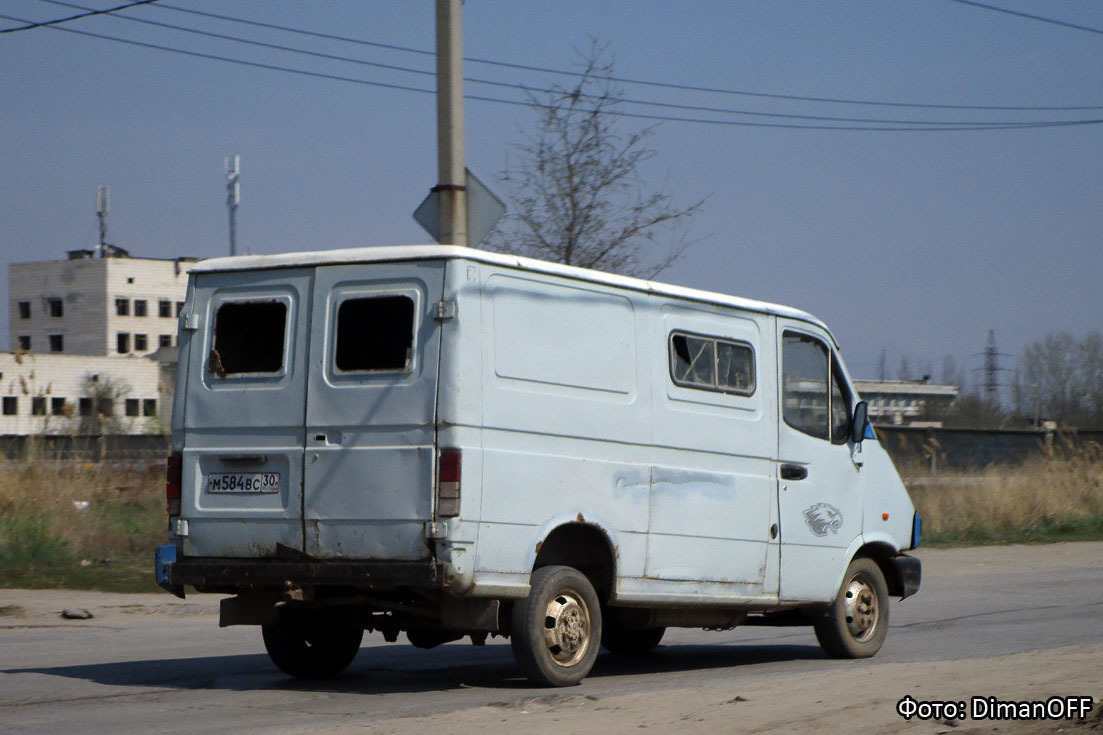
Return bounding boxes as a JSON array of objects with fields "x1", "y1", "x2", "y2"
[{"x1": 921, "y1": 513, "x2": 1103, "y2": 547}]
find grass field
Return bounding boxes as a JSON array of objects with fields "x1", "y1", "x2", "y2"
[
  {"x1": 1, "y1": 446, "x2": 1101, "y2": 591},
  {"x1": 0, "y1": 461, "x2": 165, "y2": 592}
]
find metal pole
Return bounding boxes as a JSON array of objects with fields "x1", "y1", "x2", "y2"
[
  {"x1": 226, "y1": 155, "x2": 240, "y2": 256},
  {"x1": 435, "y1": 0, "x2": 466, "y2": 246}
]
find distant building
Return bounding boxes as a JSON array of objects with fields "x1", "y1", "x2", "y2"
[
  {"x1": 0, "y1": 351, "x2": 172, "y2": 435},
  {"x1": 9, "y1": 250, "x2": 196, "y2": 357},
  {"x1": 854, "y1": 379, "x2": 958, "y2": 427},
  {"x1": 3, "y1": 250, "x2": 195, "y2": 435}
]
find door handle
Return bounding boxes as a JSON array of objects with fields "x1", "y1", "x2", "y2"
[
  {"x1": 780, "y1": 463, "x2": 808, "y2": 481},
  {"x1": 218, "y1": 454, "x2": 266, "y2": 465}
]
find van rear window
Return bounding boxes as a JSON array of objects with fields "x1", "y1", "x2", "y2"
[
  {"x1": 335, "y1": 295, "x2": 415, "y2": 372},
  {"x1": 211, "y1": 301, "x2": 287, "y2": 376}
]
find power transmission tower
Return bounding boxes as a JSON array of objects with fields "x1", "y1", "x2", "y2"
[
  {"x1": 973, "y1": 329, "x2": 1010, "y2": 404},
  {"x1": 225, "y1": 155, "x2": 240, "y2": 256}
]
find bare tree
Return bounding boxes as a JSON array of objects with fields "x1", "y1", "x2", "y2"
[
  {"x1": 1020, "y1": 331, "x2": 1103, "y2": 428},
  {"x1": 76, "y1": 374, "x2": 132, "y2": 435},
  {"x1": 485, "y1": 43, "x2": 706, "y2": 278}
]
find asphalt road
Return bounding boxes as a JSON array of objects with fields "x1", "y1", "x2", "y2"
[{"x1": 2, "y1": 542, "x2": 1101, "y2": 735}]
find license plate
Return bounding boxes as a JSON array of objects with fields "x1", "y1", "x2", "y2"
[{"x1": 207, "y1": 472, "x2": 280, "y2": 494}]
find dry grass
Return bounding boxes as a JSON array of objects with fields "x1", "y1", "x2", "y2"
[
  {"x1": 907, "y1": 442, "x2": 1103, "y2": 544},
  {"x1": 0, "y1": 460, "x2": 164, "y2": 590}
]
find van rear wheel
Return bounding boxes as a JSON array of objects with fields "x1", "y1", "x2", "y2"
[
  {"x1": 814, "y1": 557, "x2": 889, "y2": 659},
  {"x1": 511, "y1": 565, "x2": 602, "y2": 687},
  {"x1": 262, "y1": 612, "x2": 364, "y2": 679}
]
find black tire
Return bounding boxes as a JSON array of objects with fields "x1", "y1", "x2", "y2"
[
  {"x1": 261, "y1": 611, "x2": 364, "y2": 679},
  {"x1": 511, "y1": 565, "x2": 602, "y2": 687},
  {"x1": 601, "y1": 622, "x2": 665, "y2": 655},
  {"x1": 814, "y1": 556, "x2": 889, "y2": 659}
]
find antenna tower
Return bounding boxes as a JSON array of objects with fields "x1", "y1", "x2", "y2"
[
  {"x1": 225, "y1": 155, "x2": 240, "y2": 256},
  {"x1": 96, "y1": 185, "x2": 109, "y2": 257}
]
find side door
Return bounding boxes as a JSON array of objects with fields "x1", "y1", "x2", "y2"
[
  {"x1": 776, "y1": 321, "x2": 863, "y2": 602},
  {"x1": 181, "y1": 268, "x2": 312, "y2": 558},
  {"x1": 646, "y1": 306, "x2": 779, "y2": 596},
  {"x1": 302, "y1": 261, "x2": 446, "y2": 560}
]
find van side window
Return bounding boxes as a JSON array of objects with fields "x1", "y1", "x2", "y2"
[
  {"x1": 211, "y1": 301, "x2": 287, "y2": 376},
  {"x1": 335, "y1": 295, "x2": 415, "y2": 372},
  {"x1": 782, "y1": 331, "x2": 829, "y2": 440},
  {"x1": 670, "y1": 332, "x2": 755, "y2": 396}
]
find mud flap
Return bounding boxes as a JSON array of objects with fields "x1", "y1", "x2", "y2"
[{"x1": 155, "y1": 544, "x2": 186, "y2": 599}]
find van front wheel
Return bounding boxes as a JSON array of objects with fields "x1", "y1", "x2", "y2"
[
  {"x1": 814, "y1": 556, "x2": 889, "y2": 659},
  {"x1": 511, "y1": 565, "x2": 602, "y2": 687},
  {"x1": 262, "y1": 613, "x2": 364, "y2": 679}
]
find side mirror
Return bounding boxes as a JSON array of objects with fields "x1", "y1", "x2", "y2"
[{"x1": 850, "y1": 401, "x2": 869, "y2": 444}]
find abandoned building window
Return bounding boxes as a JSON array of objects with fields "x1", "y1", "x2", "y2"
[
  {"x1": 334, "y1": 295, "x2": 415, "y2": 372},
  {"x1": 134, "y1": 300, "x2": 148, "y2": 317},
  {"x1": 51, "y1": 397, "x2": 66, "y2": 416},
  {"x1": 126, "y1": 398, "x2": 140, "y2": 417},
  {"x1": 117, "y1": 333, "x2": 130, "y2": 354},
  {"x1": 2, "y1": 397, "x2": 17, "y2": 415},
  {"x1": 49, "y1": 334, "x2": 64, "y2": 352},
  {"x1": 18, "y1": 302, "x2": 30, "y2": 319},
  {"x1": 143, "y1": 399, "x2": 157, "y2": 417},
  {"x1": 669, "y1": 332, "x2": 756, "y2": 396},
  {"x1": 211, "y1": 300, "x2": 287, "y2": 376},
  {"x1": 116, "y1": 298, "x2": 130, "y2": 316},
  {"x1": 159, "y1": 334, "x2": 172, "y2": 348},
  {"x1": 48, "y1": 299, "x2": 63, "y2": 317},
  {"x1": 782, "y1": 331, "x2": 830, "y2": 441},
  {"x1": 79, "y1": 397, "x2": 92, "y2": 417},
  {"x1": 175, "y1": 301, "x2": 184, "y2": 317},
  {"x1": 17, "y1": 336, "x2": 31, "y2": 351},
  {"x1": 134, "y1": 334, "x2": 148, "y2": 352},
  {"x1": 98, "y1": 399, "x2": 114, "y2": 417},
  {"x1": 31, "y1": 397, "x2": 46, "y2": 416},
  {"x1": 159, "y1": 299, "x2": 172, "y2": 317}
]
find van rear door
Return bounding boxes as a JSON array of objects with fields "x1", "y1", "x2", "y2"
[
  {"x1": 181, "y1": 268, "x2": 312, "y2": 558},
  {"x1": 303, "y1": 261, "x2": 445, "y2": 560}
]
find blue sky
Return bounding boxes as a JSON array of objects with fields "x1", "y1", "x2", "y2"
[{"x1": 2, "y1": 1, "x2": 1101, "y2": 392}]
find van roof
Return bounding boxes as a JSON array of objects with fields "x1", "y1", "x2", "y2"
[{"x1": 192, "y1": 245, "x2": 836, "y2": 345}]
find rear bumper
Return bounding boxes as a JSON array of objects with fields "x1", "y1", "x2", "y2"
[
  {"x1": 890, "y1": 554, "x2": 922, "y2": 599},
  {"x1": 156, "y1": 545, "x2": 444, "y2": 595}
]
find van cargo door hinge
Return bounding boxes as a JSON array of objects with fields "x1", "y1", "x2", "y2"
[
  {"x1": 181, "y1": 311, "x2": 199, "y2": 331},
  {"x1": 435, "y1": 300, "x2": 457, "y2": 321},
  {"x1": 424, "y1": 521, "x2": 448, "y2": 539}
]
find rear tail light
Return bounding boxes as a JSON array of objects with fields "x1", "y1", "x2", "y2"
[
  {"x1": 437, "y1": 449, "x2": 460, "y2": 517},
  {"x1": 166, "y1": 453, "x2": 182, "y2": 515}
]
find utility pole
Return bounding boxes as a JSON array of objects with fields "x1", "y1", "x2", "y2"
[
  {"x1": 434, "y1": 0, "x2": 466, "y2": 246},
  {"x1": 226, "y1": 155, "x2": 240, "y2": 256},
  {"x1": 96, "y1": 185, "x2": 109, "y2": 257}
]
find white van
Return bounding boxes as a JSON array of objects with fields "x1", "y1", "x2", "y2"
[{"x1": 156, "y1": 245, "x2": 921, "y2": 687}]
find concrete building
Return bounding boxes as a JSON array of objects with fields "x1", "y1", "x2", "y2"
[
  {"x1": 9, "y1": 250, "x2": 196, "y2": 357},
  {"x1": 3, "y1": 250, "x2": 194, "y2": 435},
  {"x1": 855, "y1": 379, "x2": 959, "y2": 427},
  {"x1": 0, "y1": 350, "x2": 172, "y2": 435}
]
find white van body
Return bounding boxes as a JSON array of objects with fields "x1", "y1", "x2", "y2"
[{"x1": 157, "y1": 245, "x2": 920, "y2": 686}]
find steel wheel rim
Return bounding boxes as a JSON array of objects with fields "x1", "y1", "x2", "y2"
[
  {"x1": 843, "y1": 573, "x2": 879, "y2": 642},
  {"x1": 542, "y1": 589, "x2": 591, "y2": 667}
]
